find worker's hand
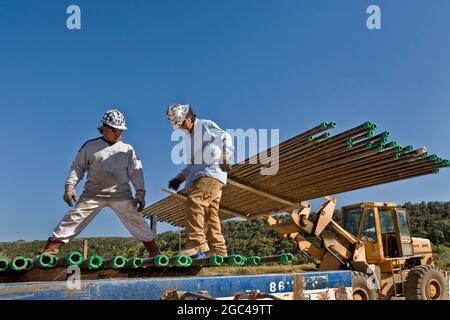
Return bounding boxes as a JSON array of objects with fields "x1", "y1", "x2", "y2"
[
  {"x1": 168, "y1": 174, "x2": 185, "y2": 191},
  {"x1": 134, "y1": 190, "x2": 146, "y2": 212},
  {"x1": 63, "y1": 187, "x2": 78, "y2": 207}
]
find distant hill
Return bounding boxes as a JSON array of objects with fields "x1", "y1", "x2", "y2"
[{"x1": 1, "y1": 201, "x2": 449, "y2": 268}]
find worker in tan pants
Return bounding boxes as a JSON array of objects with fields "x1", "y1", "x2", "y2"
[
  {"x1": 166, "y1": 104, "x2": 234, "y2": 258},
  {"x1": 184, "y1": 177, "x2": 226, "y2": 256}
]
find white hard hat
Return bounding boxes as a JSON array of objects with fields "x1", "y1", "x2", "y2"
[
  {"x1": 102, "y1": 109, "x2": 127, "y2": 131},
  {"x1": 166, "y1": 103, "x2": 190, "y2": 129}
]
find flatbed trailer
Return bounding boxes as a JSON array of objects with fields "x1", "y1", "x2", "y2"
[{"x1": 0, "y1": 270, "x2": 353, "y2": 300}]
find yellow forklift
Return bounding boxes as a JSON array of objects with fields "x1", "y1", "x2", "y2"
[{"x1": 268, "y1": 197, "x2": 449, "y2": 300}]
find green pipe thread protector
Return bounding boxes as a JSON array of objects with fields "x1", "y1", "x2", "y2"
[
  {"x1": 153, "y1": 255, "x2": 170, "y2": 267},
  {"x1": 370, "y1": 123, "x2": 378, "y2": 130},
  {"x1": 427, "y1": 154, "x2": 438, "y2": 161},
  {"x1": 246, "y1": 256, "x2": 261, "y2": 266},
  {"x1": 128, "y1": 257, "x2": 144, "y2": 268},
  {"x1": 65, "y1": 252, "x2": 83, "y2": 266},
  {"x1": 37, "y1": 253, "x2": 58, "y2": 268},
  {"x1": 394, "y1": 146, "x2": 403, "y2": 152},
  {"x1": 208, "y1": 255, "x2": 224, "y2": 266},
  {"x1": 172, "y1": 255, "x2": 192, "y2": 267},
  {"x1": 109, "y1": 256, "x2": 128, "y2": 268},
  {"x1": 0, "y1": 258, "x2": 10, "y2": 272},
  {"x1": 86, "y1": 256, "x2": 103, "y2": 269},
  {"x1": 320, "y1": 122, "x2": 329, "y2": 129},
  {"x1": 380, "y1": 137, "x2": 389, "y2": 144},
  {"x1": 385, "y1": 141, "x2": 397, "y2": 148},
  {"x1": 432, "y1": 169, "x2": 440, "y2": 174},
  {"x1": 24, "y1": 258, "x2": 34, "y2": 271},
  {"x1": 226, "y1": 255, "x2": 246, "y2": 266},
  {"x1": 436, "y1": 157, "x2": 443, "y2": 163},
  {"x1": 404, "y1": 145, "x2": 414, "y2": 152},
  {"x1": 280, "y1": 253, "x2": 294, "y2": 264},
  {"x1": 366, "y1": 142, "x2": 374, "y2": 149},
  {"x1": 393, "y1": 154, "x2": 401, "y2": 160},
  {"x1": 11, "y1": 256, "x2": 28, "y2": 271},
  {"x1": 382, "y1": 131, "x2": 390, "y2": 138},
  {"x1": 346, "y1": 142, "x2": 353, "y2": 149},
  {"x1": 327, "y1": 121, "x2": 337, "y2": 128},
  {"x1": 377, "y1": 144, "x2": 385, "y2": 152},
  {"x1": 346, "y1": 138, "x2": 354, "y2": 144},
  {"x1": 442, "y1": 160, "x2": 450, "y2": 166},
  {"x1": 363, "y1": 122, "x2": 373, "y2": 129},
  {"x1": 307, "y1": 136, "x2": 314, "y2": 142},
  {"x1": 365, "y1": 131, "x2": 374, "y2": 138},
  {"x1": 323, "y1": 132, "x2": 331, "y2": 138}
]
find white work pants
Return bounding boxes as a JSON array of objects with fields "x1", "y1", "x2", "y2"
[{"x1": 50, "y1": 197, "x2": 155, "y2": 243}]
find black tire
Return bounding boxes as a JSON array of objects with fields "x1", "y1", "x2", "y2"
[
  {"x1": 352, "y1": 271, "x2": 378, "y2": 300},
  {"x1": 405, "y1": 265, "x2": 449, "y2": 300}
]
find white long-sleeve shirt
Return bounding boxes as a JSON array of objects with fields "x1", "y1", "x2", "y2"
[
  {"x1": 180, "y1": 119, "x2": 234, "y2": 189},
  {"x1": 65, "y1": 137, "x2": 145, "y2": 200}
]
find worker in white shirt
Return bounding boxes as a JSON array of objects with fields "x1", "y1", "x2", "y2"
[
  {"x1": 41, "y1": 109, "x2": 160, "y2": 257},
  {"x1": 167, "y1": 104, "x2": 234, "y2": 258}
]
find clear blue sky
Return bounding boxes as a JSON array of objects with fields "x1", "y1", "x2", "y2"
[{"x1": 0, "y1": 0, "x2": 449, "y2": 242}]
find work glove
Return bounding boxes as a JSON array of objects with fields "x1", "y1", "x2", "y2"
[
  {"x1": 219, "y1": 154, "x2": 232, "y2": 172},
  {"x1": 168, "y1": 174, "x2": 186, "y2": 191},
  {"x1": 63, "y1": 185, "x2": 78, "y2": 207},
  {"x1": 134, "y1": 190, "x2": 146, "y2": 212}
]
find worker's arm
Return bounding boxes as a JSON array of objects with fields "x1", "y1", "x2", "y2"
[
  {"x1": 204, "y1": 120, "x2": 234, "y2": 170},
  {"x1": 127, "y1": 147, "x2": 145, "y2": 193},
  {"x1": 65, "y1": 144, "x2": 89, "y2": 191}
]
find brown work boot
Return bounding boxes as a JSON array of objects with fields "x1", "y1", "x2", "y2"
[
  {"x1": 41, "y1": 238, "x2": 63, "y2": 255},
  {"x1": 143, "y1": 240, "x2": 160, "y2": 257}
]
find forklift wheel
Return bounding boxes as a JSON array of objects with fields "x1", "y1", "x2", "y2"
[
  {"x1": 405, "y1": 265, "x2": 449, "y2": 300},
  {"x1": 352, "y1": 271, "x2": 377, "y2": 300}
]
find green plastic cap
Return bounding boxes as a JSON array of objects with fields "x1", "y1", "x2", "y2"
[
  {"x1": 320, "y1": 122, "x2": 329, "y2": 129},
  {"x1": 307, "y1": 136, "x2": 314, "y2": 142},
  {"x1": 246, "y1": 256, "x2": 261, "y2": 266},
  {"x1": 394, "y1": 146, "x2": 403, "y2": 152},
  {"x1": 65, "y1": 252, "x2": 83, "y2": 266},
  {"x1": 432, "y1": 169, "x2": 440, "y2": 174},
  {"x1": 382, "y1": 131, "x2": 390, "y2": 138},
  {"x1": 208, "y1": 255, "x2": 224, "y2": 266},
  {"x1": 0, "y1": 259, "x2": 10, "y2": 272},
  {"x1": 280, "y1": 253, "x2": 294, "y2": 264},
  {"x1": 377, "y1": 144, "x2": 385, "y2": 152},
  {"x1": 363, "y1": 122, "x2": 373, "y2": 129},
  {"x1": 427, "y1": 155, "x2": 438, "y2": 161},
  {"x1": 328, "y1": 121, "x2": 337, "y2": 128},
  {"x1": 365, "y1": 131, "x2": 374, "y2": 138},
  {"x1": 385, "y1": 141, "x2": 397, "y2": 148},
  {"x1": 370, "y1": 123, "x2": 378, "y2": 130},
  {"x1": 404, "y1": 145, "x2": 414, "y2": 152},
  {"x1": 153, "y1": 255, "x2": 169, "y2": 267},
  {"x1": 393, "y1": 154, "x2": 401, "y2": 160}
]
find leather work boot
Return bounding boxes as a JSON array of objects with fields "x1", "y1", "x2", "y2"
[
  {"x1": 41, "y1": 238, "x2": 64, "y2": 255},
  {"x1": 143, "y1": 240, "x2": 160, "y2": 257}
]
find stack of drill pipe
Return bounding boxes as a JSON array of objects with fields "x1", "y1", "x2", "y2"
[
  {"x1": 81, "y1": 255, "x2": 103, "y2": 269},
  {"x1": 190, "y1": 255, "x2": 225, "y2": 267},
  {"x1": 143, "y1": 120, "x2": 449, "y2": 226}
]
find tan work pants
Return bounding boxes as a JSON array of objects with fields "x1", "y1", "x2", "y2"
[{"x1": 182, "y1": 176, "x2": 227, "y2": 256}]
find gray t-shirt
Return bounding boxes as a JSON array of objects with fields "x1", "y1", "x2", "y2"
[{"x1": 65, "y1": 137, "x2": 145, "y2": 200}]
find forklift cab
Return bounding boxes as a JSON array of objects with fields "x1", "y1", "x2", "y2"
[{"x1": 342, "y1": 202, "x2": 414, "y2": 262}]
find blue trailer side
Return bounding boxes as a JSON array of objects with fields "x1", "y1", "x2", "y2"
[{"x1": 0, "y1": 270, "x2": 353, "y2": 300}]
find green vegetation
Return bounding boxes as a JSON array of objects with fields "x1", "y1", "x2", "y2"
[{"x1": 0, "y1": 201, "x2": 449, "y2": 269}]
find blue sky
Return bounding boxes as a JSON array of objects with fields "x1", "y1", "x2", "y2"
[{"x1": 0, "y1": 0, "x2": 449, "y2": 242}]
